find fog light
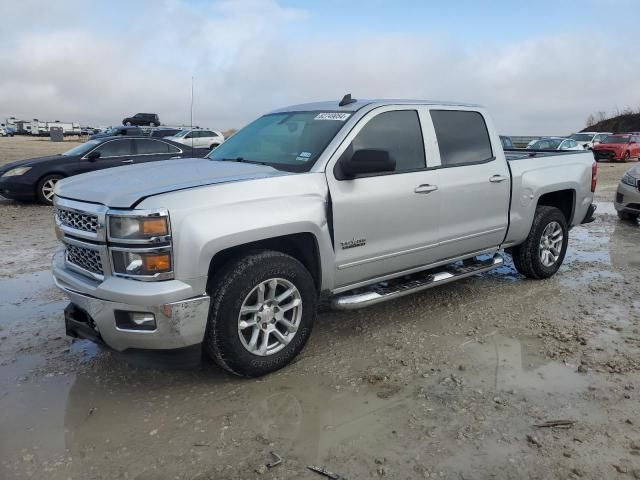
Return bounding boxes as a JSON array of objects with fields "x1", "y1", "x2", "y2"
[
  {"x1": 115, "y1": 310, "x2": 156, "y2": 331},
  {"x1": 132, "y1": 312, "x2": 156, "y2": 326}
]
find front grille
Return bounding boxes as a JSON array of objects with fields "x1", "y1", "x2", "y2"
[
  {"x1": 66, "y1": 244, "x2": 103, "y2": 276},
  {"x1": 56, "y1": 208, "x2": 99, "y2": 233}
]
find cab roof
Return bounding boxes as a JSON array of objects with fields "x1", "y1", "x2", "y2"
[{"x1": 272, "y1": 98, "x2": 483, "y2": 114}]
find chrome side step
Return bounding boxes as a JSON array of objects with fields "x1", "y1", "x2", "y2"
[{"x1": 331, "y1": 254, "x2": 504, "y2": 310}]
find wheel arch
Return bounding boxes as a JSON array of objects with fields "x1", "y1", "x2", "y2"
[
  {"x1": 34, "y1": 171, "x2": 67, "y2": 196},
  {"x1": 537, "y1": 189, "x2": 575, "y2": 225},
  {"x1": 205, "y1": 232, "x2": 323, "y2": 294}
]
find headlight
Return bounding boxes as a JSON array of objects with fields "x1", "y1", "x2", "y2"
[
  {"x1": 111, "y1": 249, "x2": 173, "y2": 278},
  {"x1": 2, "y1": 166, "x2": 32, "y2": 177},
  {"x1": 108, "y1": 214, "x2": 169, "y2": 240},
  {"x1": 622, "y1": 172, "x2": 638, "y2": 187}
]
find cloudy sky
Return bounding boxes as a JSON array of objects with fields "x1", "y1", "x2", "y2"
[{"x1": 1, "y1": 0, "x2": 639, "y2": 135}]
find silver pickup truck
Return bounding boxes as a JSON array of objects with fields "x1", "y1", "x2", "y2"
[{"x1": 52, "y1": 97, "x2": 597, "y2": 376}]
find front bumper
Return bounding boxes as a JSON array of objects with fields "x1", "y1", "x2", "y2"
[
  {"x1": 593, "y1": 149, "x2": 624, "y2": 161},
  {"x1": 53, "y1": 250, "x2": 210, "y2": 351},
  {"x1": 0, "y1": 177, "x2": 36, "y2": 201},
  {"x1": 614, "y1": 180, "x2": 640, "y2": 214}
]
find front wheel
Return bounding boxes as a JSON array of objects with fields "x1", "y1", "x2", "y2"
[
  {"x1": 36, "y1": 174, "x2": 64, "y2": 205},
  {"x1": 204, "y1": 250, "x2": 317, "y2": 377},
  {"x1": 512, "y1": 206, "x2": 568, "y2": 279},
  {"x1": 624, "y1": 151, "x2": 631, "y2": 162}
]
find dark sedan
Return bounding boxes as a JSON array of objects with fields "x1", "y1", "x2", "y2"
[{"x1": 0, "y1": 136, "x2": 201, "y2": 205}]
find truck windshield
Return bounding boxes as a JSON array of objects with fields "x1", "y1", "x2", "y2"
[
  {"x1": 207, "y1": 111, "x2": 348, "y2": 172},
  {"x1": 603, "y1": 136, "x2": 629, "y2": 144}
]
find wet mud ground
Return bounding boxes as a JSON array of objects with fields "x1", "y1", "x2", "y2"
[{"x1": 1, "y1": 138, "x2": 639, "y2": 479}]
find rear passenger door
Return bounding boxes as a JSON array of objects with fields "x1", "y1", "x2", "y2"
[
  {"x1": 326, "y1": 107, "x2": 442, "y2": 288},
  {"x1": 132, "y1": 139, "x2": 182, "y2": 163},
  {"x1": 428, "y1": 109, "x2": 510, "y2": 259}
]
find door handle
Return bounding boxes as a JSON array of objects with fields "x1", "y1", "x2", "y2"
[
  {"x1": 414, "y1": 184, "x2": 438, "y2": 194},
  {"x1": 489, "y1": 175, "x2": 508, "y2": 183},
  {"x1": 121, "y1": 159, "x2": 134, "y2": 164}
]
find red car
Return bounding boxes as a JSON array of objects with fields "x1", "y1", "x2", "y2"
[{"x1": 593, "y1": 134, "x2": 640, "y2": 162}]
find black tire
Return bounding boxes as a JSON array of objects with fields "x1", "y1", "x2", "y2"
[
  {"x1": 209, "y1": 143, "x2": 219, "y2": 150},
  {"x1": 618, "y1": 210, "x2": 639, "y2": 222},
  {"x1": 511, "y1": 206, "x2": 568, "y2": 279},
  {"x1": 204, "y1": 250, "x2": 317, "y2": 377},
  {"x1": 624, "y1": 151, "x2": 630, "y2": 162},
  {"x1": 124, "y1": 121, "x2": 132, "y2": 126},
  {"x1": 36, "y1": 174, "x2": 64, "y2": 205}
]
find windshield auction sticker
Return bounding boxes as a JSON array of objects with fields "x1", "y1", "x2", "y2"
[{"x1": 314, "y1": 112, "x2": 351, "y2": 121}]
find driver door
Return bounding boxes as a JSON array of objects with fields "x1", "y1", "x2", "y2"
[{"x1": 326, "y1": 107, "x2": 441, "y2": 288}]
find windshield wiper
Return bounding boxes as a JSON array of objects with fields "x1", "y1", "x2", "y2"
[{"x1": 217, "y1": 157, "x2": 269, "y2": 166}]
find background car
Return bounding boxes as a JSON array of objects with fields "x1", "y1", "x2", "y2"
[
  {"x1": 593, "y1": 134, "x2": 640, "y2": 162},
  {"x1": 526, "y1": 137, "x2": 584, "y2": 150},
  {"x1": 614, "y1": 166, "x2": 640, "y2": 222},
  {"x1": 569, "y1": 132, "x2": 612, "y2": 150},
  {"x1": 500, "y1": 135, "x2": 514, "y2": 149},
  {"x1": 164, "y1": 128, "x2": 225, "y2": 150},
  {"x1": 0, "y1": 136, "x2": 198, "y2": 205},
  {"x1": 149, "y1": 127, "x2": 183, "y2": 138},
  {"x1": 89, "y1": 125, "x2": 143, "y2": 140},
  {"x1": 122, "y1": 113, "x2": 160, "y2": 127}
]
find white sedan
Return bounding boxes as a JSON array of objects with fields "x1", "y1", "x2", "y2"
[
  {"x1": 165, "y1": 129, "x2": 225, "y2": 150},
  {"x1": 527, "y1": 137, "x2": 584, "y2": 151}
]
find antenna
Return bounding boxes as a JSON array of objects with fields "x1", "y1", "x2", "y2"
[
  {"x1": 190, "y1": 76, "x2": 194, "y2": 130},
  {"x1": 190, "y1": 76, "x2": 194, "y2": 154},
  {"x1": 339, "y1": 93, "x2": 357, "y2": 107}
]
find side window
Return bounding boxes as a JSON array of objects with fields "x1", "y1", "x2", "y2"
[
  {"x1": 135, "y1": 139, "x2": 171, "y2": 154},
  {"x1": 349, "y1": 110, "x2": 426, "y2": 172},
  {"x1": 430, "y1": 110, "x2": 493, "y2": 167},
  {"x1": 203, "y1": 131, "x2": 217, "y2": 137},
  {"x1": 96, "y1": 139, "x2": 133, "y2": 157},
  {"x1": 184, "y1": 131, "x2": 194, "y2": 139}
]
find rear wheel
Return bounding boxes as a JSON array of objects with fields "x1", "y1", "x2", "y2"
[
  {"x1": 204, "y1": 250, "x2": 317, "y2": 377},
  {"x1": 512, "y1": 206, "x2": 568, "y2": 279},
  {"x1": 36, "y1": 174, "x2": 64, "y2": 205},
  {"x1": 209, "y1": 143, "x2": 220, "y2": 150}
]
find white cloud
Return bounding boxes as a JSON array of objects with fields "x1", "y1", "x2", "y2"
[{"x1": 0, "y1": 0, "x2": 638, "y2": 135}]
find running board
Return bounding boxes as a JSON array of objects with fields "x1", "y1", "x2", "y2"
[{"x1": 331, "y1": 254, "x2": 504, "y2": 310}]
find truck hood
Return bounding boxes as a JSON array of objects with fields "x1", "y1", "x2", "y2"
[{"x1": 55, "y1": 158, "x2": 289, "y2": 208}]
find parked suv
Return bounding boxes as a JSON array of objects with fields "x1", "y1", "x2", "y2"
[
  {"x1": 569, "y1": 132, "x2": 611, "y2": 150},
  {"x1": 164, "y1": 129, "x2": 225, "y2": 150},
  {"x1": 122, "y1": 113, "x2": 160, "y2": 127},
  {"x1": 593, "y1": 134, "x2": 640, "y2": 162}
]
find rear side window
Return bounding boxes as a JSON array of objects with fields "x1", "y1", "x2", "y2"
[
  {"x1": 135, "y1": 139, "x2": 178, "y2": 154},
  {"x1": 349, "y1": 110, "x2": 426, "y2": 172},
  {"x1": 96, "y1": 139, "x2": 133, "y2": 157},
  {"x1": 430, "y1": 110, "x2": 493, "y2": 167}
]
